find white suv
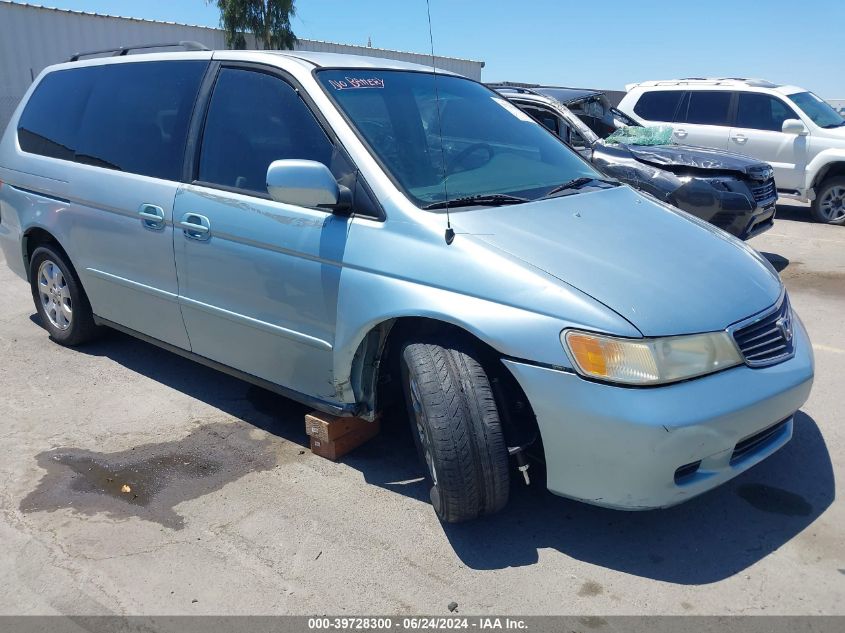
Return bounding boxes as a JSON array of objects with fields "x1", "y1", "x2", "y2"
[{"x1": 618, "y1": 78, "x2": 845, "y2": 224}]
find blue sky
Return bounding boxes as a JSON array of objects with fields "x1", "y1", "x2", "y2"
[{"x1": 20, "y1": 0, "x2": 841, "y2": 97}]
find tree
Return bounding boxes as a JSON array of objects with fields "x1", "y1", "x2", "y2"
[{"x1": 210, "y1": 0, "x2": 297, "y2": 50}]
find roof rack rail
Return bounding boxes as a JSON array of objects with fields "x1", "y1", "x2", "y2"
[
  {"x1": 486, "y1": 83, "x2": 543, "y2": 96},
  {"x1": 68, "y1": 41, "x2": 210, "y2": 62}
]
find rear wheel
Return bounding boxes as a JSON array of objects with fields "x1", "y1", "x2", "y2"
[
  {"x1": 29, "y1": 245, "x2": 98, "y2": 346},
  {"x1": 812, "y1": 177, "x2": 845, "y2": 224},
  {"x1": 400, "y1": 337, "x2": 510, "y2": 523}
]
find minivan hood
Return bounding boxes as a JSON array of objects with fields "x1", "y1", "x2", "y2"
[
  {"x1": 621, "y1": 143, "x2": 770, "y2": 175},
  {"x1": 450, "y1": 186, "x2": 781, "y2": 336}
]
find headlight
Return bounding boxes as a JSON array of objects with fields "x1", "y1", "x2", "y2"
[{"x1": 562, "y1": 329, "x2": 742, "y2": 386}]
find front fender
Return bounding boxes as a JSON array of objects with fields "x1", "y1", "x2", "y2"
[
  {"x1": 807, "y1": 148, "x2": 845, "y2": 190},
  {"x1": 330, "y1": 218, "x2": 641, "y2": 405}
]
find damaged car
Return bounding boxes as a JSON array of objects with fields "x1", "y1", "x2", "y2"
[
  {"x1": 1, "y1": 50, "x2": 813, "y2": 524},
  {"x1": 496, "y1": 85, "x2": 778, "y2": 240}
]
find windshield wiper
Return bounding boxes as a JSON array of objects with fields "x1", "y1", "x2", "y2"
[
  {"x1": 422, "y1": 193, "x2": 529, "y2": 210},
  {"x1": 541, "y1": 177, "x2": 619, "y2": 198}
]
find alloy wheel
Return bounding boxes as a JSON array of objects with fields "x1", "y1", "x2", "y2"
[
  {"x1": 819, "y1": 186, "x2": 845, "y2": 222},
  {"x1": 37, "y1": 260, "x2": 72, "y2": 330}
]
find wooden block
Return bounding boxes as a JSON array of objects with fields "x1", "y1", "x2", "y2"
[
  {"x1": 309, "y1": 420, "x2": 380, "y2": 461},
  {"x1": 305, "y1": 411, "x2": 373, "y2": 443}
]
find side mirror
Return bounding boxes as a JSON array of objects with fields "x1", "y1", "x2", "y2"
[
  {"x1": 266, "y1": 159, "x2": 352, "y2": 212},
  {"x1": 782, "y1": 119, "x2": 808, "y2": 136}
]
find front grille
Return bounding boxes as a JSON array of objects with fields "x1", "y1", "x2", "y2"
[
  {"x1": 731, "y1": 294, "x2": 795, "y2": 367},
  {"x1": 731, "y1": 418, "x2": 790, "y2": 464},
  {"x1": 750, "y1": 178, "x2": 776, "y2": 204}
]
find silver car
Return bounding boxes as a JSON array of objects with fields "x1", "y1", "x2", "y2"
[{"x1": 0, "y1": 48, "x2": 814, "y2": 522}]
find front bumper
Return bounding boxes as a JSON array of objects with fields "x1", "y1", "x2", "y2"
[
  {"x1": 670, "y1": 178, "x2": 776, "y2": 241},
  {"x1": 741, "y1": 202, "x2": 776, "y2": 240},
  {"x1": 503, "y1": 318, "x2": 814, "y2": 510}
]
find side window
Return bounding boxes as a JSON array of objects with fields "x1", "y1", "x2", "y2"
[
  {"x1": 519, "y1": 105, "x2": 560, "y2": 135},
  {"x1": 632, "y1": 90, "x2": 684, "y2": 121},
  {"x1": 736, "y1": 92, "x2": 798, "y2": 132},
  {"x1": 198, "y1": 68, "x2": 334, "y2": 194},
  {"x1": 18, "y1": 61, "x2": 206, "y2": 180},
  {"x1": 569, "y1": 129, "x2": 590, "y2": 151},
  {"x1": 678, "y1": 91, "x2": 732, "y2": 126},
  {"x1": 75, "y1": 62, "x2": 205, "y2": 180},
  {"x1": 17, "y1": 68, "x2": 97, "y2": 161}
]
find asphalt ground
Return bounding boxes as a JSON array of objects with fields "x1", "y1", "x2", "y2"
[{"x1": 0, "y1": 200, "x2": 842, "y2": 615}]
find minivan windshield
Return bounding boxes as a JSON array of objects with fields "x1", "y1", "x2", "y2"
[
  {"x1": 787, "y1": 91, "x2": 845, "y2": 128},
  {"x1": 317, "y1": 70, "x2": 600, "y2": 208}
]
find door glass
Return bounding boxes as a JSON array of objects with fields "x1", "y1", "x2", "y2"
[
  {"x1": 198, "y1": 68, "x2": 335, "y2": 194},
  {"x1": 632, "y1": 90, "x2": 685, "y2": 122},
  {"x1": 678, "y1": 91, "x2": 732, "y2": 126},
  {"x1": 568, "y1": 128, "x2": 590, "y2": 151},
  {"x1": 520, "y1": 106, "x2": 559, "y2": 135},
  {"x1": 736, "y1": 92, "x2": 798, "y2": 131}
]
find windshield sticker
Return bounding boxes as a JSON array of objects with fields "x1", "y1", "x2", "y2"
[
  {"x1": 328, "y1": 77, "x2": 385, "y2": 90},
  {"x1": 491, "y1": 96, "x2": 534, "y2": 122}
]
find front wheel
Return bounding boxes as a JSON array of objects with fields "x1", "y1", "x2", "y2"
[
  {"x1": 812, "y1": 177, "x2": 845, "y2": 224},
  {"x1": 400, "y1": 338, "x2": 510, "y2": 523}
]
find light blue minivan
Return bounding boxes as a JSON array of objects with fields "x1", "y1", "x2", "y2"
[{"x1": 0, "y1": 47, "x2": 814, "y2": 522}]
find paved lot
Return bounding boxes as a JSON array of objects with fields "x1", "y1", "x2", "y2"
[{"x1": 0, "y1": 201, "x2": 842, "y2": 615}]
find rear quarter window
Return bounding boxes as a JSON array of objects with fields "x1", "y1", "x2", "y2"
[
  {"x1": 632, "y1": 90, "x2": 684, "y2": 121},
  {"x1": 18, "y1": 61, "x2": 206, "y2": 180},
  {"x1": 17, "y1": 69, "x2": 96, "y2": 161}
]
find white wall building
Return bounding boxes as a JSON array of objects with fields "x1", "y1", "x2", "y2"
[{"x1": 0, "y1": 1, "x2": 485, "y2": 130}]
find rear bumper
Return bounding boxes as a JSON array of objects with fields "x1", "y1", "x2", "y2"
[
  {"x1": 0, "y1": 185, "x2": 28, "y2": 281},
  {"x1": 0, "y1": 220, "x2": 27, "y2": 280},
  {"x1": 503, "y1": 318, "x2": 814, "y2": 510}
]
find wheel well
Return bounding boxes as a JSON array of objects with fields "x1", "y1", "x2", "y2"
[
  {"x1": 813, "y1": 162, "x2": 845, "y2": 191},
  {"x1": 22, "y1": 228, "x2": 70, "y2": 281},
  {"x1": 357, "y1": 317, "x2": 540, "y2": 451}
]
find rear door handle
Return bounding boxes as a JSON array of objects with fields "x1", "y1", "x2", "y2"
[
  {"x1": 731, "y1": 134, "x2": 748, "y2": 144},
  {"x1": 674, "y1": 128, "x2": 688, "y2": 138},
  {"x1": 178, "y1": 213, "x2": 211, "y2": 241},
  {"x1": 138, "y1": 203, "x2": 165, "y2": 230}
]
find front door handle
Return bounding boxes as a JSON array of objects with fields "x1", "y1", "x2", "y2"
[
  {"x1": 674, "y1": 128, "x2": 688, "y2": 138},
  {"x1": 178, "y1": 213, "x2": 211, "y2": 241},
  {"x1": 731, "y1": 134, "x2": 748, "y2": 144},
  {"x1": 138, "y1": 203, "x2": 165, "y2": 230}
]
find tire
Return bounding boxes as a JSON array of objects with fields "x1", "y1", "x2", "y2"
[
  {"x1": 29, "y1": 245, "x2": 98, "y2": 346},
  {"x1": 811, "y1": 176, "x2": 845, "y2": 225},
  {"x1": 400, "y1": 337, "x2": 510, "y2": 523}
]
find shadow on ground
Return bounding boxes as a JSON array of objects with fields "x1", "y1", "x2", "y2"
[
  {"x1": 774, "y1": 203, "x2": 814, "y2": 224},
  {"x1": 61, "y1": 324, "x2": 833, "y2": 585},
  {"x1": 439, "y1": 410, "x2": 832, "y2": 584}
]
